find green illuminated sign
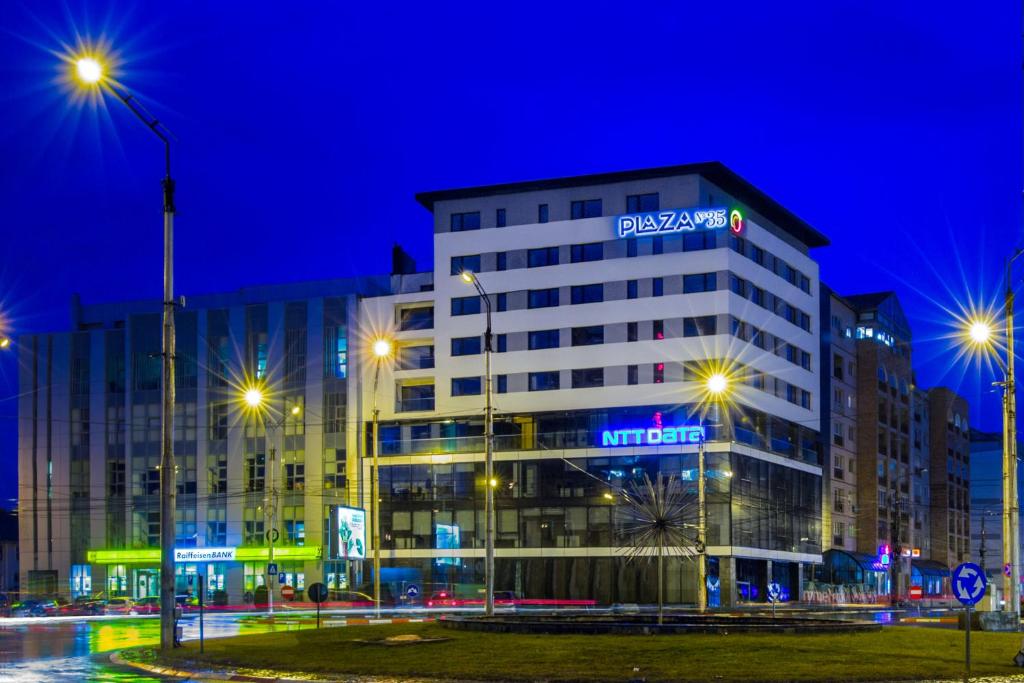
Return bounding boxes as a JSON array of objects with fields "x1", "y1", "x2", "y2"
[{"x1": 86, "y1": 545, "x2": 322, "y2": 565}]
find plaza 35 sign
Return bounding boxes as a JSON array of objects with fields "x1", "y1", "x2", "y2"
[{"x1": 616, "y1": 206, "x2": 744, "y2": 239}]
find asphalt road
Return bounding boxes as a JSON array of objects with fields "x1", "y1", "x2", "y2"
[{"x1": 0, "y1": 612, "x2": 314, "y2": 682}]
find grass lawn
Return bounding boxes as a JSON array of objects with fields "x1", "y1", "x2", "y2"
[{"x1": 149, "y1": 622, "x2": 1024, "y2": 682}]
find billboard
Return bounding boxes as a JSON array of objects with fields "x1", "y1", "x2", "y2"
[
  {"x1": 435, "y1": 523, "x2": 461, "y2": 567},
  {"x1": 337, "y1": 506, "x2": 366, "y2": 560}
]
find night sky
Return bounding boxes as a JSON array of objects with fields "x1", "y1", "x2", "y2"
[{"x1": 0, "y1": 2, "x2": 1020, "y2": 510}]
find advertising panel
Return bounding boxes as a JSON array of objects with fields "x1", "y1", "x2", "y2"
[{"x1": 337, "y1": 506, "x2": 367, "y2": 560}]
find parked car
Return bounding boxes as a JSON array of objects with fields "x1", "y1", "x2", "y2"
[
  {"x1": 59, "y1": 597, "x2": 105, "y2": 616},
  {"x1": 10, "y1": 599, "x2": 59, "y2": 617},
  {"x1": 134, "y1": 596, "x2": 160, "y2": 615},
  {"x1": 104, "y1": 597, "x2": 137, "y2": 615}
]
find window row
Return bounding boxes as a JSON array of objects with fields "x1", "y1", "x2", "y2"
[
  {"x1": 448, "y1": 193, "x2": 661, "y2": 233},
  {"x1": 729, "y1": 274, "x2": 811, "y2": 333}
]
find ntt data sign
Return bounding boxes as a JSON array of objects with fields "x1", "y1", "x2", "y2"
[
  {"x1": 174, "y1": 547, "x2": 236, "y2": 563},
  {"x1": 600, "y1": 426, "x2": 705, "y2": 447},
  {"x1": 616, "y1": 206, "x2": 744, "y2": 238}
]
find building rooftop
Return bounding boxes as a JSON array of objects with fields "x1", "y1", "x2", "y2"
[{"x1": 415, "y1": 161, "x2": 830, "y2": 249}]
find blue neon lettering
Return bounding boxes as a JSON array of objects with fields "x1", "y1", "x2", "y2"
[
  {"x1": 599, "y1": 426, "x2": 705, "y2": 447},
  {"x1": 616, "y1": 206, "x2": 729, "y2": 239}
]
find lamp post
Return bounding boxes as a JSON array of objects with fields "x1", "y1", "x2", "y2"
[
  {"x1": 370, "y1": 338, "x2": 391, "y2": 618},
  {"x1": 71, "y1": 54, "x2": 179, "y2": 652},
  {"x1": 699, "y1": 372, "x2": 728, "y2": 613},
  {"x1": 966, "y1": 249, "x2": 1022, "y2": 624},
  {"x1": 460, "y1": 271, "x2": 495, "y2": 616},
  {"x1": 244, "y1": 388, "x2": 301, "y2": 616}
]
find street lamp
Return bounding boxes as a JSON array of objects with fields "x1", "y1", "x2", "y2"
[
  {"x1": 965, "y1": 262, "x2": 1021, "y2": 623},
  {"x1": 699, "y1": 372, "x2": 729, "y2": 613},
  {"x1": 0, "y1": 337, "x2": 10, "y2": 349},
  {"x1": 370, "y1": 337, "x2": 391, "y2": 618},
  {"x1": 460, "y1": 270, "x2": 495, "y2": 616},
  {"x1": 242, "y1": 385, "x2": 301, "y2": 617},
  {"x1": 69, "y1": 46, "x2": 179, "y2": 652}
]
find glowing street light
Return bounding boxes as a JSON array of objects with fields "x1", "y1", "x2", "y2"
[
  {"x1": 62, "y1": 42, "x2": 179, "y2": 653},
  {"x1": 966, "y1": 318, "x2": 995, "y2": 347},
  {"x1": 707, "y1": 373, "x2": 728, "y2": 396},
  {"x1": 0, "y1": 337, "x2": 11, "y2": 350},
  {"x1": 369, "y1": 336, "x2": 393, "y2": 618},
  {"x1": 75, "y1": 57, "x2": 103, "y2": 85},
  {"x1": 244, "y1": 387, "x2": 264, "y2": 409},
  {"x1": 460, "y1": 270, "x2": 496, "y2": 616}
]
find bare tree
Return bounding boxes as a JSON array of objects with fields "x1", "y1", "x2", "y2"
[{"x1": 616, "y1": 472, "x2": 701, "y2": 624}]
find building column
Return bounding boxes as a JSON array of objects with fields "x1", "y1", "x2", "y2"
[{"x1": 719, "y1": 556, "x2": 737, "y2": 608}]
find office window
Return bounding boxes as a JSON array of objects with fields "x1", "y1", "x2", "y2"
[
  {"x1": 450, "y1": 254, "x2": 481, "y2": 276},
  {"x1": 538, "y1": 204, "x2": 549, "y2": 223},
  {"x1": 451, "y1": 336, "x2": 482, "y2": 356},
  {"x1": 451, "y1": 211, "x2": 481, "y2": 232},
  {"x1": 496, "y1": 375, "x2": 508, "y2": 393},
  {"x1": 529, "y1": 371, "x2": 560, "y2": 391},
  {"x1": 684, "y1": 316, "x2": 717, "y2": 337},
  {"x1": 451, "y1": 296, "x2": 482, "y2": 316},
  {"x1": 399, "y1": 306, "x2": 433, "y2": 331},
  {"x1": 833, "y1": 354, "x2": 843, "y2": 379},
  {"x1": 683, "y1": 272, "x2": 717, "y2": 293},
  {"x1": 653, "y1": 320, "x2": 664, "y2": 340},
  {"x1": 800, "y1": 275, "x2": 811, "y2": 294},
  {"x1": 496, "y1": 208, "x2": 506, "y2": 228},
  {"x1": 496, "y1": 292, "x2": 507, "y2": 312},
  {"x1": 627, "y1": 322, "x2": 638, "y2": 342},
  {"x1": 627, "y1": 280, "x2": 638, "y2": 299},
  {"x1": 652, "y1": 236, "x2": 664, "y2": 255},
  {"x1": 496, "y1": 252, "x2": 507, "y2": 271},
  {"x1": 730, "y1": 234, "x2": 747, "y2": 255},
  {"x1": 751, "y1": 285, "x2": 765, "y2": 307},
  {"x1": 627, "y1": 240, "x2": 638, "y2": 258},
  {"x1": 571, "y1": 283, "x2": 603, "y2": 304},
  {"x1": 730, "y1": 274, "x2": 747, "y2": 297},
  {"x1": 570, "y1": 199, "x2": 602, "y2": 219},
  {"x1": 451, "y1": 377, "x2": 482, "y2": 397},
  {"x1": 398, "y1": 384, "x2": 435, "y2": 412},
  {"x1": 570, "y1": 242, "x2": 604, "y2": 263},
  {"x1": 528, "y1": 288, "x2": 559, "y2": 309},
  {"x1": 751, "y1": 244, "x2": 766, "y2": 266},
  {"x1": 529, "y1": 329, "x2": 560, "y2": 350},
  {"x1": 652, "y1": 278, "x2": 664, "y2": 297},
  {"x1": 571, "y1": 325, "x2": 604, "y2": 346},
  {"x1": 683, "y1": 231, "x2": 716, "y2": 251},
  {"x1": 653, "y1": 363, "x2": 665, "y2": 384},
  {"x1": 496, "y1": 334, "x2": 507, "y2": 353},
  {"x1": 528, "y1": 246, "x2": 559, "y2": 268},
  {"x1": 571, "y1": 367, "x2": 604, "y2": 389},
  {"x1": 627, "y1": 365, "x2": 639, "y2": 385},
  {"x1": 626, "y1": 192, "x2": 659, "y2": 213},
  {"x1": 398, "y1": 344, "x2": 434, "y2": 369}
]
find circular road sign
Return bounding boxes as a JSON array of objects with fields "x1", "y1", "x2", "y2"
[
  {"x1": 952, "y1": 562, "x2": 987, "y2": 606},
  {"x1": 308, "y1": 582, "x2": 328, "y2": 604},
  {"x1": 280, "y1": 584, "x2": 295, "y2": 601},
  {"x1": 406, "y1": 583, "x2": 420, "y2": 599}
]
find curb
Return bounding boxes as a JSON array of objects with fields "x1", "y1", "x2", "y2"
[
  {"x1": 108, "y1": 618, "x2": 434, "y2": 682},
  {"x1": 110, "y1": 651, "x2": 328, "y2": 682}
]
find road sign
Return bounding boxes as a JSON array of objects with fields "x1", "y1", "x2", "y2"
[
  {"x1": 281, "y1": 585, "x2": 295, "y2": 600},
  {"x1": 909, "y1": 586, "x2": 923, "y2": 600},
  {"x1": 1006, "y1": 563, "x2": 1013, "y2": 578},
  {"x1": 278, "y1": 572, "x2": 286, "y2": 585},
  {"x1": 952, "y1": 562, "x2": 987, "y2": 606},
  {"x1": 308, "y1": 582, "x2": 328, "y2": 603},
  {"x1": 767, "y1": 582, "x2": 781, "y2": 603},
  {"x1": 406, "y1": 583, "x2": 421, "y2": 599},
  {"x1": 267, "y1": 563, "x2": 278, "y2": 575}
]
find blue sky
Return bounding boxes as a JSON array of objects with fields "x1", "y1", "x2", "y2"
[{"x1": 0, "y1": 1, "x2": 1020, "y2": 508}]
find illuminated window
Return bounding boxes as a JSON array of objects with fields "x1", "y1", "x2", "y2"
[{"x1": 653, "y1": 363, "x2": 665, "y2": 383}]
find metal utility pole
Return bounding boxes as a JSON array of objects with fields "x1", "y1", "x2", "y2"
[
  {"x1": 265, "y1": 440, "x2": 276, "y2": 616},
  {"x1": 697, "y1": 427, "x2": 707, "y2": 613},
  {"x1": 372, "y1": 358, "x2": 383, "y2": 619},
  {"x1": 1003, "y1": 251, "x2": 1021, "y2": 623},
  {"x1": 465, "y1": 274, "x2": 495, "y2": 616}
]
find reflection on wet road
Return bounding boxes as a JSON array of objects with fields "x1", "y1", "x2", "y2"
[{"x1": 0, "y1": 613, "x2": 314, "y2": 682}]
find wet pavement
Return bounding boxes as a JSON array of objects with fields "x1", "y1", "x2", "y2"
[{"x1": 0, "y1": 612, "x2": 314, "y2": 682}]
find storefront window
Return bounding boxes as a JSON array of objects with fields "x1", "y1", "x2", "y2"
[{"x1": 71, "y1": 564, "x2": 92, "y2": 598}]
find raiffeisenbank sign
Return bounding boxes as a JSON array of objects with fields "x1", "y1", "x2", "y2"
[{"x1": 173, "y1": 547, "x2": 236, "y2": 563}]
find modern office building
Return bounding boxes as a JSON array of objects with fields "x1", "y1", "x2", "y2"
[
  {"x1": 16, "y1": 276, "x2": 392, "y2": 603},
  {"x1": 814, "y1": 291, "x2": 966, "y2": 602},
  {"x1": 22, "y1": 161, "x2": 974, "y2": 607},
  {"x1": 360, "y1": 162, "x2": 826, "y2": 607}
]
